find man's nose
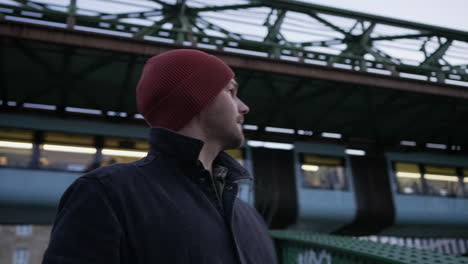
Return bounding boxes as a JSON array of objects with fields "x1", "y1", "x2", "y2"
[{"x1": 239, "y1": 99, "x2": 250, "y2": 115}]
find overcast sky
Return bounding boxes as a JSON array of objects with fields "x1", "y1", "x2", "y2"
[{"x1": 303, "y1": 0, "x2": 468, "y2": 32}]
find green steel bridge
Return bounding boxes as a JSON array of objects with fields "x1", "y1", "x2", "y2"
[{"x1": 1, "y1": 0, "x2": 468, "y2": 147}]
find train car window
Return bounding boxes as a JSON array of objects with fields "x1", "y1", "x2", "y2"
[
  {"x1": 394, "y1": 162, "x2": 422, "y2": 195},
  {"x1": 0, "y1": 128, "x2": 34, "y2": 168},
  {"x1": 424, "y1": 165, "x2": 460, "y2": 197},
  {"x1": 101, "y1": 137, "x2": 149, "y2": 165},
  {"x1": 300, "y1": 154, "x2": 346, "y2": 190},
  {"x1": 463, "y1": 169, "x2": 468, "y2": 198},
  {"x1": 40, "y1": 132, "x2": 95, "y2": 172},
  {"x1": 225, "y1": 149, "x2": 245, "y2": 166}
]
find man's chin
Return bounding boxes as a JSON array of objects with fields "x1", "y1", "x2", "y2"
[{"x1": 223, "y1": 133, "x2": 245, "y2": 150}]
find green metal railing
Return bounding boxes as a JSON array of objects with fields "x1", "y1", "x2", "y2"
[
  {"x1": 271, "y1": 230, "x2": 468, "y2": 264},
  {"x1": 1, "y1": 0, "x2": 468, "y2": 86}
]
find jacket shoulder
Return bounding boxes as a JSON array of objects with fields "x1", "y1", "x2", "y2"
[{"x1": 81, "y1": 155, "x2": 157, "y2": 182}]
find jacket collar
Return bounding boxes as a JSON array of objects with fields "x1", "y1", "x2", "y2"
[{"x1": 148, "y1": 127, "x2": 252, "y2": 181}]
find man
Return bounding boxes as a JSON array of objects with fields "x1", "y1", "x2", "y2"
[{"x1": 43, "y1": 49, "x2": 277, "y2": 263}]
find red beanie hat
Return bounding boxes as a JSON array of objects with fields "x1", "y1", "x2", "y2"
[{"x1": 136, "y1": 49, "x2": 234, "y2": 130}]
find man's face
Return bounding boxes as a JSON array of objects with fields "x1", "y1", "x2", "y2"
[{"x1": 198, "y1": 79, "x2": 250, "y2": 150}]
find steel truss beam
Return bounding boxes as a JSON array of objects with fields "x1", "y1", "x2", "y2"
[
  {"x1": 1, "y1": 22, "x2": 468, "y2": 100},
  {"x1": 0, "y1": 0, "x2": 467, "y2": 86}
]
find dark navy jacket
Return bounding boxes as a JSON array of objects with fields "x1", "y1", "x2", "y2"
[{"x1": 43, "y1": 128, "x2": 277, "y2": 264}]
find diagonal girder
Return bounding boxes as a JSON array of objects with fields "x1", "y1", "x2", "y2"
[
  {"x1": 264, "y1": 9, "x2": 287, "y2": 43},
  {"x1": 335, "y1": 22, "x2": 378, "y2": 65},
  {"x1": 420, "y1": 39, "x2": 453, "y2": 67},
  {"x1": 308, "y1": 12, "x2": 349, "y2": 36},
  {"x1": 196, "y1": 17, "x2": 243, "y2": 40},
  {"x1": 193, "y1": 3, "x2": 264, "y2": 13},
  {"x1": 264, "y1": 9, "x2": 288, "y2": 57},
  {"x1": 365, "y1": 46, "x2": 400, "y2": 65},
  {"x1": 371, "y1": 33, "x2": 433, "y2": 41},
  {"x1": 189, "y1": 17, "x2": 208, "y2": 37},
  {"x1": 14, "y1": 0, "x2": 48, "y2": 10},
  {"x1": 339, "y1": 22, "x2": 375, "y2": 57},
  {"x1": 148, "y1": 0, "x2": 172, "y2": 7},
  {"x1": 134, "y1": 15, "x2": 175, "y2": 37}
]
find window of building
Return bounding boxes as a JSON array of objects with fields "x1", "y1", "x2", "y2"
[
  {"x1": 1, "y1": 225, "x2": 52, "y2": 264},
  {"x1": 424, "y1": 165, "x2": 460, "y2": 197},
  {"x1": 16, "y1": 225, "x2": 32, "y2": 236},
  {"x1": 101, "y1": 137, "x2": 149, "y2": 165},
  {"x1": 0, "y1": 128, "x2": 34, "y2": 168},
  {"x1": 394, "y1": 162, "x2": 423, "y2": 195},
  {"x1": 300, "y1": 154, "x2": 346, "y2": 190},
  {"x1": 464, "y1": 169, "x2": 468, "y2": 198},
  {"x1": 13, "y1": 248, "x2": 29, "y2": 264},
  {"x1": 40, "y1": 132, "x2": 96, "y2": 172}
]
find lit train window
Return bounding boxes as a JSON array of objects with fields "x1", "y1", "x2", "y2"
[
  {"x1": 394, "y1": 162, "x2": 422, "y2": 195},
  {"x1": 225, "y1": 149, "x2": 245, "y2": 166},
  {"x1": 40, "y1": 132, "x2": 95, "y2": 172},
  {"x1": 300, "y1": 154, "x2": 346, "y2": 190},
  {"x1": 463, "y1": 169, "x2": 468, "y2": 198},
  {"x1": 101, "y1": 137, "x2": 149, "y2": 164},
  {"x1": 424, "y1": 165, "x2": 460, "y2": 197},
  {"x1": 0, "y1": 128, "x2": 34, "y2": 168}
]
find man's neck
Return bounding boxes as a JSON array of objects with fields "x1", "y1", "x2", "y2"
[
  {"x1": 177, "y1": 126, "x2": 221, "y2": 173},
  {"x1": 198, "y1": 141, "x2": 221, "y2": 174}
]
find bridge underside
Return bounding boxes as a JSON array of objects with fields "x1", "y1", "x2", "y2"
[{"x1": 2, "y1": 21, "x2": 468, "y2": 150}]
